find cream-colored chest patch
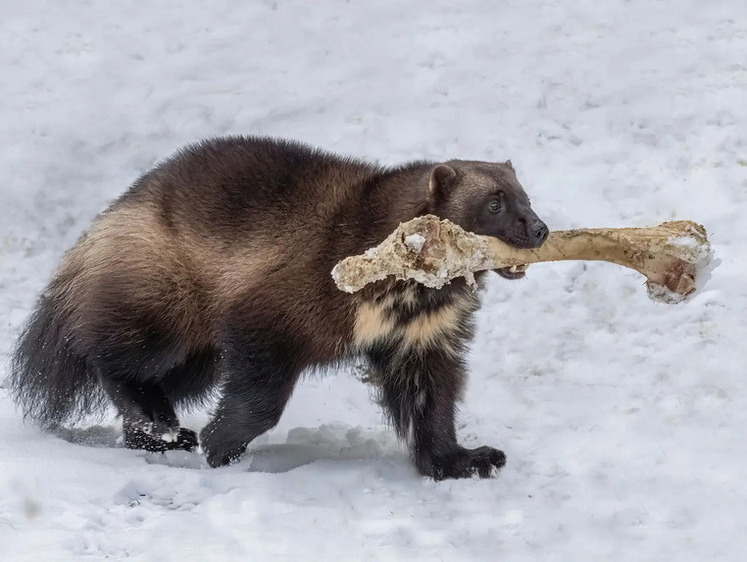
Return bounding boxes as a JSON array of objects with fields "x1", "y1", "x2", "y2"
[{"x1": 353, "y1": 292, "x2": 471, "y2": 353}]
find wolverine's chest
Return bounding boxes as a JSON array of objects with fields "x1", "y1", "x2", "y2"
[{"x1": 351, "y1": 279, "x2": 481, "y2": 353}]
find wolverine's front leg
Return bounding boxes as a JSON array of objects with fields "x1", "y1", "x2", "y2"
[{"x1": 367, "y1": 344, "x2": 505, "y2": 480}]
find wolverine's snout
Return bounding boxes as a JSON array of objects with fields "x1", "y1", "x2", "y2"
[
  {"x1": 528, "y1": 217, "x2": 549, "y2": 247},
  {"x1": 511, "y1": 208, "x2": 549, "y2": 249}
]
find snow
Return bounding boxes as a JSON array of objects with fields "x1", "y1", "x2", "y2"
[
  {"x1": 2, "y1": 0, "x2": 746, "y2": 560},
  {"x1": 404, "y1": 233, "x2": 427, "y2": 253}
]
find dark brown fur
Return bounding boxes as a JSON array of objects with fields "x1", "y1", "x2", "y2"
[{"x1": 9, "y1": 136, "x2": 547, "y2": 479}]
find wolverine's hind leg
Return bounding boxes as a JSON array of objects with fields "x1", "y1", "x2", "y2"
[
  {"x1": 200, "y1": 327, "x2": 302, "y2": 468},
  {"x1": 78, "y1": 277, "x2": 206, "y2": 453},
  {"x1": 96, "y1": 370, "x2": 198, "y2": 453}
]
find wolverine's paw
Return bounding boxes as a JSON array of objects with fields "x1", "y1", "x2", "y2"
[
  {"x1": 431, "y1": 446, "x2": 506, "y2": 481},
  {"x1": 170, "y1": 428, "x2": 199, "y2": 452},
  {"x1": 200, "y1": 421, "x2": 250, "y2": 468},
  {"x1": 202, "y1": 443, "x2": 248, "y2": 468},
  {"x1": 124, "y1": 426, "x2": 198, "y2": 453},
  {"x1": 122, "y1": 409, "x2": 180, "y2": 445}
]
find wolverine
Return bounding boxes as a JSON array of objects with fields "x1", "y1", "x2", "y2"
[{"x1": 9, "y1": 136, "x2": 548, "y2": 480}]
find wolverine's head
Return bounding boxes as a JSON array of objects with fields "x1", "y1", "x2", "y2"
[{"x1": 425, "y1": 159, "x2": 548, "y2": 280}]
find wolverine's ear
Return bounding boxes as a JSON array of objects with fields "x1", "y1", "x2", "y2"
[
  {"x1": 427, "y1": 164, "x2": 457, "y2": 205},
  {"x1": 505, "y1": 159, "x2": 514, "y2": 171}
]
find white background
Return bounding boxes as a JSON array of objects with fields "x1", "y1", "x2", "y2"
[{"x1": 1, "y1": 1, "x2": 746, "y2": 560}]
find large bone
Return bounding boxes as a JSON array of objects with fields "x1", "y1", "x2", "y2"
[{"x1": 331, "y1": 215, "x2": 714, "y2": 304}]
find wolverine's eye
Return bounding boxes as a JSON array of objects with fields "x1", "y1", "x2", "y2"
[{"x1": 488, "y1": 199, "x2": 502, "y2": 213}]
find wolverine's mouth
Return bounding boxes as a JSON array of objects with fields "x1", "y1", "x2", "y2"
[{"x1": 496, "y1": 264, "x2": 529, "y2": 280}]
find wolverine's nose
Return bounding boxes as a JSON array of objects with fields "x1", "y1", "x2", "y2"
[{"x1": 530, "y1": 219, "x2": 549, "y2": 246}]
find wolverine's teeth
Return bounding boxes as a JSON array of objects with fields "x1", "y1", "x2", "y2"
[{"x1": 509, "y1": 265, "x2": 518, "y2": 273}]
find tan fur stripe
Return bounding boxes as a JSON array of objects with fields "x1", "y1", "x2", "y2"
[
  {"x1": 353, "y1": 299, "x2": 396, "y2": 348},
  {"x1": 402, "y1": 305, "x2": 460, "y2": 348}
]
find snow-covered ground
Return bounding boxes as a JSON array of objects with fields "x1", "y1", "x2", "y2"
[{"x1": 2, "y1": 0, "x2": 746, "y2": 559}]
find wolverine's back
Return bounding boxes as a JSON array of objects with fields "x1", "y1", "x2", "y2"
[{"x1": 55, "y1": 137, "x2": 380, "y2": 362}]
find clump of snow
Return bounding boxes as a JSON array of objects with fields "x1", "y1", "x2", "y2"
[
  {"x1": 694, "y1": 252, "x2": 721, "y2": 295},
  {"x1": 668, "y1": 235, "x2": 700, "y2": 250},
  {"x1": 160, "y1": 431, "x2": 175, "y2": 443},
  {"x1": 647, "y1": 282, "x2": 688, "y2": 304},
  {"x1": 667, "y1": 232, "x2": 715, "y2": 269},
  {"x1": 403, "y1": 233, "x2": 426, "y2": 252}
]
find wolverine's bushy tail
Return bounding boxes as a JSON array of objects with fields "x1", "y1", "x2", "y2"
[{"x1": 8, "y1": 294, "x2": 107, "y2": 430}]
